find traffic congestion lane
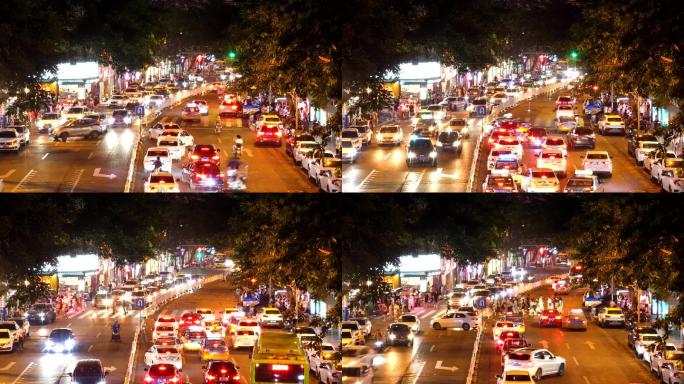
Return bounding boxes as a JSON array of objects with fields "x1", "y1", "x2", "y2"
[
  {"x1": 133, "y1": 92, "x2": 317, "y2": 192},
  {"x1": 476, "y1": 285, "x2": 658, "y2": 384},
  {"x1": 474, "y1": 88, "x2": 659, "y2": 192},
  {"x1": 0, "y1": 124, "x2": 138, "y2": 192},
  {"x1": 369, "y1": 305, "x2": 476, "y2": 384},
  {"x1": 342, "y1": 115, "x2": 481, "y2": 192}
]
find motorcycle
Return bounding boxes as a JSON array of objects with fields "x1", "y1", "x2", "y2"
[
  {"x1": 111, "y1": 330, "x2": 121, "y2": 342},
  {"x1": 232, "y1": 144, "x2": 242, "y2": 159}
]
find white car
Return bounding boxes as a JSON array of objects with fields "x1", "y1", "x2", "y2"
[
  {"x1": 309, "y1": 157, "x2": 341, "y2": 186},
  {"x1": 106, "y1": 94, "x2": 130, "y2": 108},
  {"x1": 294, "y1": 141, "x2": 320, "y2": 165},
  {"x1": 447, "y1": 117, "x2": 470, "y2": 139},
  {"x1": 340, "y1": 330, "x2": 359, "y2": 347},
  {"x1": 144, "y1": 147, "x2": 172, "y2": 172},
  {"x1": 496, "y1": 369, "x2": 536, "y2": 384},
  {"x1": 598, "y1": 114, "x2": 626, "y2": 135},
  {"x1": 319, "y1": 361, "x2": 341, "y2": 384},
  {"x1": 232, "y1": 328, "x2": 258, "y2": 349},
  {"x1": 341, "y1": 139, "x2": 357, "y2": 163},
  {"x1": 635, "y1": 333, "x2": 663, "y2": 359},
  {"x1": 488, "y1": 149, "x2": 513, "y2": 170},
  {"x1": 149, "y1": 123, "x2": 180, "y2": 140},
  {"x1": 155, "y1": 314, "x2": 179, "y2": 331},
  {"x1": 157, "y1": 137, "x2": 184, "y2": 160},
  {"x1": 660, "y1": 359, "x2": 684, "y2": 384},
  {"x1": 348, "y1": 124, "x2": 372, "y2": 145},
  {"x1": 505, "y1": 87, "x2": 522, "y2": 97},
  {"x1": 661, "y1": 167, "x2": 684, "y2": 192},
  {"x1": 256, "y1": 307, "x2": 283, "y2": 327},
  {"x1": 541, "y1": 136, "x2": 568, "y2": 156},
  {"x1": 257, "y1": 114, "x2": 284, "y2": 129},
  {"x1": 319, "y1": 165, "x2": 341, "y2": 192},
  {"x1": 426, "y1": 104, "x2": 447, "y2": 120},
  {"x1": 0, "y1": 330, "x2": 14, "y2": 352},
  {"x1": 376, "y1": 125, "x2": 403, "y2": 146},
  {"x1": 341, "y1": 128, "x2": 363, "y2": 149},
  {"x1": 340, "y1": 321, "x2": 364, "y2": 342},
  {"x1": 153, "y1": 324, "x2": 176, "y2": 340},
  {"x1": 36, "y1": 112, "x2": 65, "y2": 132},
  {"x1": 144, "y1": 172, "x2": 180, "y2": 193},
  {"x1": 651, "y1": 157, "x2": 684, "y2": 185},
  {"x1": 193, "y1": 100, "x2": 209, "y2": 115},
  {"x1": 158, "y1": 129, "x2": 194, "y2": 147},
  {"x1": 582, "y1": 151, "x2": 612, "y2": 177},
  {"x1": 521, "y1": 168, "x2": 560, "y2": 192},
  {"x1": 555, "y1": 105, "x2": 574, "y2": 120},
  {"x1": 536, "y1": 149, "x2": 567, "y2": 178},
  {"x1": 502, "y1": 348, "x2": 566, "y2": 380},
  {"x1": 634, "y1": 141, "x2": 660, "y2": 165},
  {"x1": 0, "y1": 129, "x2": 21, "y2": 152},
  {"x1": 431, "y1": 311, "x2": 478, "y2": 331},
  {"x1": 349, "y1": 318, "x2": 371, "y2": 337},
  {"x1": 597, "y1": 307, "x2": 625, "y2": 327},
  {"x1": 236, "y1": 318, "x2": 261, "y2": 336},
  {"x1": 64, "y1": 106, "x2": 88, "y2": 120},
  {"x1": 398, "y1": 314, "x2": 420, "y2": 333},
  {"x1": 643, "y1": 150, "x2": 676, "y2": 173},
  {"x1": 495, "y1": 137, "x2": 524, "y2": 160},
  {"x1": 146, "y1": 94, "x2": 165, "y2": 108},
  {"x1": 490, "y1": 93, "x2": 508, "y2": 106},
  {"x1": 492, "y1": 321, "x2": 518, "y2": 340},
  {"x1": 195, "y1": 309, "x2": 215, "y2": 322},
  {"x1": 144, "y1": 345, "x2": 183, "y2": 370},
  {"x1": 310, "y1": 343, "x2": 339, "y2": 377}
]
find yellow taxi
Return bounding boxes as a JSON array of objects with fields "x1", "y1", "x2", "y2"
[
  {"x1": 226, "y1": 313, "x2": 245, "y2": 335},
  {"x1": 204, "y1": 320, "x2": 225, "y2": 338},
  {"x1": 181, "y1": 326, "x2": 206, "y2": 352},
  {"x1": 200, "y1": 337, "x2": 230, "y2": 362}
]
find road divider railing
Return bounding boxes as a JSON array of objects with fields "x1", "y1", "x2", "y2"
[
  {"x1": 466, "y1": 81, "x2": 570, "y2": 192},
  {"x1": 124, "y1": 85, "x2": 210, "y2": 192},
  {"x1": 123, "y1": 272, "x2": 224, "y2": 384}
]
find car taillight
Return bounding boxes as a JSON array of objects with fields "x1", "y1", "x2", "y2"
[
  {"x1": 231, "y1": 105, "x2": 237, "y2": 110},
  {"x1": 212, "y1": 155, "x2": 219, "y2": 160},
  {"x1": 541, "y1": 316, "x2": 548, "y2": 319},
  {"x1": 555, "y1": 316, "x2": 561, "y2": 319},
  {"x1": 257, "y1": 131, "x2": 265, "y2": 136},
  {"x1": 675, "y1": 180, "x2": 684, "y2": 186},
  {"x1": 169, "y1": 377, "x2": 179, "y2": 383},
  {"x1": 276, "y1": 131, "x2": 282, "y2": 137},
  {"x1": 191, "y1": 155, "x2": 199, "y2": 160},
  {"x1": 207, "y1": 374, "x2": 216, "y2": 380},
  {"x1": 144, "y1": 375, "x2": 154, "y2": 383}
]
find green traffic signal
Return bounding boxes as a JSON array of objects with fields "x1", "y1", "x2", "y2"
[
  {"x1": 570, "y1": 51, "x2": 578, "y2": 59},
  {"x1": 228, "y1": 51, "x2": 237, "y2": 59}
]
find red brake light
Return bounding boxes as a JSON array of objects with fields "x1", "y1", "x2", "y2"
[
  {"x1": 272, "y1": 365, "x2": 290, "y2": 371},
  {"x1": 541, "y1": 316, "x2": 548, "y2": 319},
  {"x1": 231, "y1": 105, "x2": 237, "y2": 110},
  {"x1": 159, "y1": 366, "x2": 167, "y2": 371},
  {"x1": 257, "y1": 131, "x2": 264, "y2": 136},
  {"x1": 220, "y1": 369, "x2": 227, "y2": 374},
  {"x1": 207, "y1": 374, "x2": 216, "y2": 380}
]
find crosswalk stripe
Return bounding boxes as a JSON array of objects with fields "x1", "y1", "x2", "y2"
[{"x1": 77, "y1": 310, "x2": 93, "y2": 319}]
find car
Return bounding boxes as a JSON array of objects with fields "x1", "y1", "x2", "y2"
[
  {"x1": 0, "y1": 129, "x2": 22, "y2": 152},
  {"x1": 634, "y1": 332, "x2": 663, "y2": 359},
  {"x1": 340, "y1": 320, "x2": 363, "y2": 342},
  {"x1": 539, "y1": 309, "x2": 562, "y2": 327},
  {"x1": 647, "y1": 342, "x2": 683, "y2": 367},
  {"x1": 397, "y1": 314, "x2": 420, "y2": 334},
  {"x1": 50, "y1": 118, "x2": 106, "y2": 141},
  {"x1": 286, "y1": 132, "x2": 316, "y2": 157},
  {"x1": 144, "y1": 363, "x2": 182, "y2": 384},
  {"x1": 202, "y1": 360, "x2": 240, "y2": 384},
  {"x1": 181, "y1": 106, "x2": 201, "y2": 122},
  {"x1": 525, "y1": 128, "x2": 548, "y2": 148},
  {"x1": 447, "y1": 117, "x2": 470, "y2": 138},
  {"x1": 69, "y1": 359, "x2": 109, "y2": 384},
  {"x1": 319, "y1": 361, "x2": 342, "y2": 384},
  {"x1": 155, "y1": 314, "x2": 179, "y2": 331},
  {"x1": 483, "y1": 174, "x2": 518, "y2": 193},
  {"x1": 149, "y1": 123, "x2": 180, "y2": 141},
  {"x1": 293, "y1": 141, "x2": 320, "y2": 165},
  {"x1": 256, "y1": 126, "x2": 283, "y2": 146},
  {"x1": 195, "y1": 308, "x2": 215, "y2": 322},
  {"x1": 502, "y1": 348, "x2": 566, "y2": 380},
  {"x1": 552, "y1": 279, "x2": 570, "y2": 294},
  {"x1": 309, "y1": 156, "x2": 341, "y2": 185},
  {"x1": 301, "y1": 148, "x2": 333, "y2": 173},
  {"x1": 555, "y1": 105, "x2": 574, "y2": 121},
  {"x1": 500, "y1": 338, "x2": 531, "y2": 356},
  {"x1": 491, "y1": 93, "x2": 508, "y2": 106},
  {"x1": 200, "y1": 337, "x2": 230, "y2": 362},
  {"x1": 7, "y1": 124, "x2": 30, "y2": 145},
  {"x1": 341, "y1": 139, "x2": 357, "y2": 163},
  {"x1": 627, "y1": 134, "x2": 659, "y2": 157},
  {"x1": 193, "y1": 100, "x2": 209, "y2": 115},
  {"x1": 536, "y1": 148, "x2": 567, "y2": 178},
  {"x1": 634, "y1": 141, "x2": 660, "y2": 165},
  {"x1": 493, "y1": 321, "x2": 519, "y2": 340},
  {"x1": 435, "y1": 130, "x2": 462, "y2": 153},
  {"x1": 144, "y1": 147, "x2": 172, "y2": 172},
  {"x1": 431, "y1": 311, "x2": 478, "y2": 331},
  {"x1": 541, "y1": 136, "x2": 568, "y2": 156},
  {"x1": 0, "y1": 321, "x2": 23, "y2": 343},
  {"x1": 153, "y1": 87, "x2": 171, "y2": 99},
  {"x1": 496, "y1": 369, "x2": 536, "y2": 384},
  {"x1": 46, "y1": 328, "x2": 76, "y2": 353},
  {"x1": 506, "y1": 87, "x2": 521, "y2": 97},
  {"x1": 257, "y1": 114, "x2": 284, "y2": 129},
  {"x1": 385, "y1": 323, "x2": 413, "y2": 346},
  {"x1": 158, "y1": 129, "x2": 194, "y2": 147},
  {"x1": 106, "y1": 94, "x2": 130, "y2": 108},
  {"x1": 561, "y1": 309, "x2": 587, "y2": 330},
  {"x1": 660, "y1": 360, "x2": 684, "y2": 384},
  {"x1": 147, "y1": 94, "x2": 165, "y2": 108},
  {"x1": 157, "y1": 138, "x2": 184, "y2": 160},
  {"x1": 0, "y1": 330, "x2": 13, "y2": 352},
  {"x1": 144, "y1": 345, "x2": 183, "y2": 369},
  {"x1": 406, "y1": 137, "x2": 437, "y2": 167},
  {"x1": 64, "y1": 106, "x2": 88, "y2": 120},
  {"x1": 341, "y1": 128, "x2": 363, "y2": 150},
  {"x1": 495, "y1": 137, "x2": 523, "y2": 160},
  {"x1": 10, "y1": 318, "x2": 29, "y2": 339},
  {"x1": 310, "y1": 343, "x2": 339, "y2": 377},
  {"x1": 556, "y1": 95, "x2": 574, "y2": 108},
  {"x1": 346, "y1": 124, "x2": 370, "y2": 145},
  {"x1": 36, "y1": 112, "x2": 65, "y2": 133},
  {"x1": 341, "y1": 363, "x2": 373, "y2": 384},
  {"x1": 144, "y1": 172, "x2": 180, "y2": 193},
  {"x1": 221, "y1": 309, "x2": 244, "y2": 327},
  {"x1": 181, "y1": 326, "x2": 207, "y2": 351},
  {"x1": 661, "y1": 166, "x2": 684, "y2": 192},
  {"x1": 26, "y1": 303, "x2": 56, "y2": 324},
  {"x1": 257, "y1": 307, "x2": 283, "y2": 327},
  {"x1": 235, "y1": 318, "x2": 261, "y2": 336},
  {"x1": 376, "y1": 124, "x2": 403, "y2": 146},
  {"x1": 426, "y1": 104, "x2": 448, "y2": 120},
  {"x1": 598, "y1": 114, "x2": 626, "y2": 135},
  {"x1": 555, "y1": 116, "x2": 577, "y2": 133},
  {"x1": 567, "y1": 127, "x2": 596, "y2": 149},
  {"x1": 597, "y1": 307, "x2": 625, "y2": 327},
  {"x1": 651, "y1": 157, "x2": 684, "y2": 185},
  {"x1": 644, "y1": 150, "x2": 676, "y2": 173},
  {"x1": 182, "y1": 161, "x2": 224, "y2": 192},
  {"x1": 153, "y1": 323, "x2": 177, "y2": 340},
  {"x1": 319, "y1": 165, "x2": 341, "y2": 192},
  {"x1": 521, "y1": 168, "x2": 559, "y2": 192},
  {"x1": 487, "y1": 149, "x2": 514, "y2": 171},
  {"x1": 218, "y1": 100, "x2": 243, "y2": 117},
  {"x1": 340, "y1": 330, "x2": 359, "y2": 347},
  {"x1": 232, "y1": 328, "x2": 258, "y2": 349},
  {"x1": 108, "y1": 109, "x2": 132, "y2": 128},
  {"x1": 190, "y1": 144, "x2": 221, "y2": 164},
  {"x1": 582, "y1": 150, "x2": 612, "y2": 177}
]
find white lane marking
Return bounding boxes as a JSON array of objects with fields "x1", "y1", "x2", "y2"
[
  {"x1": 0, "y1": 362, "x2": 16, "y2": 371},
  {"x1": 383, "y1": 152, "x2": 392, "y2": 160},
  {"x1": 11, "y1": 169, "x2": 37, "y2": 192},
  {"x1": 421, "y1": 309, "x2": 436, "y2": 319},
  {"x1": 93, "y1": 168, "x2": 117, "y2": 179},
  {"x1": 88, "y1": 151, "x2": 94, "y2": 159},
  {"x1": 574, "y1": 356, "x2": 580, "y2": 366},
  {"x1": 584, "y1": 340, "x2": 595, "y2": 350},
  {"x1": 218, "y1": 138, "x2": 222, "y2": 145},
  {"x1": 435, "y1": 360, "x2": 458, "y2": 372},
  {"x1": 539, "y1": 339, "x2": 549, "y2": 349},
  {"x1": 88, "y1": 344, "x2": 94, "y2": 352},
  {"x1": 0, "y1": 169, "x2": 16, "y2": 179},
  {"x1": 583, "y1": 375, "x2": 590, "y2": 384},
  {"x1": 66, "y1": 322, "x2": 72, "y2": 328},
  {"x1": 565, "y1": 342, "x2": 570, "y2": 350},
  {"x1": 78, "y1": 310, "x2": 92, "y2": 319},
  {"x1": 355, "y1": 169, "x2": 377, "y2": 192},
  {"x1": 243, "y1": 148, "x2": 252, "y2": 157},
  {"x1": 11, "y1": 362, "x2": 34, "y2": 384},
  {"x1": 96, "y1": 332, "x2": 101, "y2": 338},
  {"x1": 411, "y1": 361, "x2": 426, "y2": 384},
  {"x1": 430, "y1": 344, "x2": 436, "y2": 352},
  {"x1": 70, "y1": 169, "x2": 84, "y2": 192},
  {"x1": 41, "y1": 153, "x2": 49, "y2": 160}
]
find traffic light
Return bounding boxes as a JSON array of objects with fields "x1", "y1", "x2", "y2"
[
  {"x1": 570, "y1": 51, "x2": 579, "y2": 59},
  {"x1": 227, "y1": 51, "x2": 237, "y2": 60}
]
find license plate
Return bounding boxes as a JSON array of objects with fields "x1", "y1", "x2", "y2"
[{"x1": 219, "y1": 379, "x2": 231, "y2": 383}]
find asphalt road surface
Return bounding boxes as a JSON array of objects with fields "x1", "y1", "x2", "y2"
[{"x1": 132, "y1": 91, "x2": 317, "y2": 192}]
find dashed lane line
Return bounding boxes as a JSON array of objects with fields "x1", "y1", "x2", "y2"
[
  {"x1": 41, "y1": 153, "x2": 49, "y2": 160},
  {"x1": 11, "y1": 169, "x2": 37, "y2": 192},
  {"x1": 573, "y1": 356, "x2": 580, "y2": 366},
  {"x1": 11, "y1": 362, "x2": 34, "y2": 384}
]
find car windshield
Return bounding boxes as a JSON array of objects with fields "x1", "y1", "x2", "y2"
[
  {"x1": 341, "y1": 323, "x2": 359, "y2": 330},
  {"x1": 641, "y1": 143, "x2": 659, "y2": 149},
  {"x1": 113, "y1": 110, "x2": 128, "y2": 117},
  {"x1": 341, "y1": 131, "x2": 358, "y2": 139},
  {"x1": 532, "y1": 170, "x2": 556, "y2": 178},
  {"x1": 161, "y1": 130, "x2": 179, "y2": 136},
  {"x1": 488, "y1": 177, "x2": 514, "y2": 187},
  {"x1": 149, "y1": 364, "x2": 176, "y2": 377},
  {"x1": 607, "y1": 309, "x2": 622, "y2": 315},
  {"x1": 50, "y1": 329, "x2": 72, "y2": 340},
  {"x1": 74, "y1": 364, "x2": 102, "y2": 377},
  {"x1": 409, "y1": 139, "x2": 432, "y2": 150},
  {"x1": 546, "y1": 138, "x2": 564, "y2": 145},
  {"x1": 147, "y1": 150, "x2": 168, "y2": 157},
  {"x1": 300, "y1": 142, "x2": 318, "y2": 149},
  {"x1": 439, "y1": 132, "x2": 459, "y2": 141},
  {"x1": 0, "y1": 131, "x2": 17, "y2": 138},
  {"x1": 264, "y1": 117, "x2": 280, "y2": 123},
  {"x1": 43, "y1": 113, "x2": 60, "y2": 120},
  {"x1": 574, "y1": 128, "x2": 593, "y2": 135},
  {"x1": 341, "y1": 141, "x2": 352, "y2": 148},
  {"x1": 380, "y1": 126, "x2": 398, "y2": 133},
  {"x1": 150, "y1": 175, "x2": 175, "y2": 183},
  {"x1": 491, "y1": 150, "x2": 511, "y2": 157},
  {"x1": 0, "y1": 330, "x2": 9, "y2": 338},
  {"x1": 265, "y1": 309, "x2": 280, "y2": 315},
  {"x1": 504, "y1": 373, "x2": 532, "y2": 381},
  {"x1": 240, "y1": 321, "x2": 258, "y2": 327},
  {"x1": 352, "y1": 126, "x2": 367, "y2": 133},
  {"x1": 0, "y1": 324, "x2": 15, "y2": 330},
  {"x1": 67, "y1": 107, "x2": 84, "y2": 113},
  {"x1": 586, "y1": 153, "x2": 608, "y2": 160},
  {"x1": 508, "y1": 352, "x2": 531, "y2": 361},
  {"x1": 567, "y1": 178, "x2": 593, "y2": 187},
  {"x1": 450, "y1": 119, "x2": 467, "y2": 126},
  {"x1": 400, "y1": 315, "x2": 417, "y2": 322},
  {"x1": 607, "y1": 117, "x2": 622, "y2": 122},
  {"x1": 541, "y1": 152, "x2": 563, "y2": 159},
  {"x1": 341, "y1": 331, "x2": 352, "y2": 338},
  {"x1": 322, "y1": 158, "x2": 341, "y2": 168},
  {"x1": 495, "y1": 161, "x2": 518, "y2": 171},
  {"x1": 389, "y1": 324, "x2": 409, "y2": 332},
  {"x1": 665, "y1": 159, "x2": 684, "y2": 168},
  {"x1": 159, "y1": 141, "x2": 178, "y2": 147},
  {"x1": 237, "y1": 330, "x2": 255, "y2": 336},
  {"x1": 529, "y1": 128, "x2": 546, "y2": 136}
]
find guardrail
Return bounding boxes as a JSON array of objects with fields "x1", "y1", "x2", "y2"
[{"x1": 122, "y1": 273, "x2": 223, "y2": 384}]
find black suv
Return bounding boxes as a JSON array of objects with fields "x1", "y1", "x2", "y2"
[
  {"x1": 406, "y1": 137, "x2": 437, "y2": 167},
  {"x1": 436, "y1": 130, "x2": 462, "y2": 153},
  {"x1": 386, "y1": 323, "x2": 413, "y2": 346},
  {"x1": 69, "y1": 359, "x2": 109, "y2": 384},
  {"x1": 567, "y1": 127, "x2": 596, "y2": 149}
]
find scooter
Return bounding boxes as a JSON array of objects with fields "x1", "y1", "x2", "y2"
[
  {"x1": 111, "y1": 330, "x2": 121, "y2": 342},
  {"x1": 232, "y1": 144, "x2": 242, "y2": 159}
]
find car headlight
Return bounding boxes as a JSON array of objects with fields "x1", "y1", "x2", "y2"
[
  {"x1": 436, "y1": 141, "x2": 443, "y2": 147},
  {"x1": 408, "y1": 333, "x2": 414, "y2": 339},
  {"x1": 107, "y1": 117, "x2": 114, "y2": 124},
  {"x1": 453, "y1": 140, "x2": 460, "y2": 147},
  {"x1": 388, "y1": 333, "x2": 396, "y2": 340},
  {"x1": 411, "y1": 324, "x2": 418, "y2": 331},
  {"x1": 46, "y1": 339, "x2": 54, "y2": 346},
  {"x1": 349, "y1": 148, "x2": 357, "y2": 156},
  {"x1": 124, "y1": 116, "x2": 132, "y2": 124},
  {"x1": 429, "y1": 151, "x2": 437, "y2": 158},
  {"x1": 407, "y1": 151, "x2": 416, "y2": 159}
]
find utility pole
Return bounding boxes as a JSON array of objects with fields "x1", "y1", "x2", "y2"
[{"x1": 636, "y1": 88, "x2": 641, "y2": 137}]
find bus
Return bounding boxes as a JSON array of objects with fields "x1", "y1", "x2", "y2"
[{"x1": 250, "y1": 331, "x2": 309, "y2": 384}]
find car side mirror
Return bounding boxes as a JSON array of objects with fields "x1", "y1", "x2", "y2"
[
  {"x1": 495, "y1": 375, "x2": 502, "y2": 379},
  {"x1": 104, "y1": 371, "x2": 110, "y2": 377}
]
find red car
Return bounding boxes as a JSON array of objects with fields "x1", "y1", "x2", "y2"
[
  {"x1": 256, "y1": 126, "x2": 282, "y2": 146},
  {"x1": 144, "y1": 363, "x2": 181, "y2": 384},
  {"x1": 500, "y1": 337, "x2": 530, "y2": 354},
  {"x1": 495, "y1": 330, "x2": 523, "y2": 353},
  {"x1": 203, "y1": 361, "x2": 240, "y2": 384},
  {"x1": 525, "y1": 128, "x2": 548, "y2": 148},
  {"x1": 487, "y1": 128, "x2": 510, "y2": 146},
  {"x1": 540, "y1": 309, "x2": 562, "y2": 327},
  {"x1": 219, "y1": 101, "x2": 243, "y2": 117},
  {"x1": 180, "y1": 312, "x2": 203, "y2": 330},
  {"x1": 182, "y1": 161, "x2": 224, "y2": 192},
  {"x1": 191, "y1": 145, "x2": 221, "y2": 164}
]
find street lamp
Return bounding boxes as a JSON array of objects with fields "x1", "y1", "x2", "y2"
[
  {"x1": 23, "y1": 87, "x2": 30, "y2": 95},
  {"x1": 366, "y1": 280, "x2": 373, "y2": 287},
  {"x1": 23, "y1": 280, "x2": 30, "y2": 287}
]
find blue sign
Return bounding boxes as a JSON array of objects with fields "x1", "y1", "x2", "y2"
[
  {"x1": 133, "y1": 298, "x2": 145, "y2": 310},
  {"x1": 476, "y1": 105, "x2": 487, "y2": 116},
  {"x1": 475, "y1": 298, "x2": 487, "y2": 309},
  {"x1": 135, "y1": 106, "x2": 145, "y2": 117}
]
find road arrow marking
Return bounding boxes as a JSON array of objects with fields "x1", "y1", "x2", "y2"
[
  {"x1": 435, "y1": 360, "x2": 458, "y2": 372},
  {"x1": 539, "y1": 340, "x2": 549, "y2": 349},
  {"x1": 0, "y1": 362, "x2": 16, "y2": 371},
  {"x1": 0, "y1": 169, "x2": 15, "y2": 179},
  {"x1": 584, "y1": 341, "x2": 595, "y2": 350},
  {"x1": 93, "y1": 168, "x2": 117, "y2": 179}
]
